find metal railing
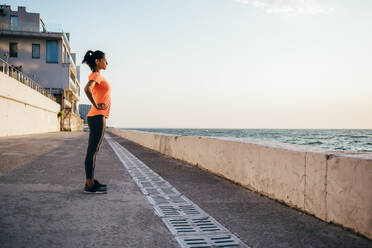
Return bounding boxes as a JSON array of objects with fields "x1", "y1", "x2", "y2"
[
  {"x1": 69, "y1": 77, "x2": 77, "y2": 93},
  {"x1": 0, "y1": 21, "x2": 63, "y2": 33},
  {"x1": 63, "y1": 52, "x2": 76, "y2": 68},
  {"x1": 68, "y1": 53, "x2": 76, "y2": 68},
  {"x1": 0, "y1": 21, "x2": 71, "y2": 51},
  {"x1": 0, "y1": 58, "x2": 57, "y2": 102},
  {"x1": 0, "y1": 22, "x2": 40, "y2": 32}
]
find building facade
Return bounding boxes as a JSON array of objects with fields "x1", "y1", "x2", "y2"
[{"x1": 0, "y1": 5, "x2": 82, "y2": 131}]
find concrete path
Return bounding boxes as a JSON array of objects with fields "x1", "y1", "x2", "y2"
[
  {"x1": 0, "y1": 131, "x2": 371, "y2": 248},
  {"x1": 0, "y1": 132, "x2": 176, "y2": 248}
]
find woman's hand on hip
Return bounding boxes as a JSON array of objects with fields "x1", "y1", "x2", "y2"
[{"x1": 96, "y1": 103, "x2": 107, "y2": 110}]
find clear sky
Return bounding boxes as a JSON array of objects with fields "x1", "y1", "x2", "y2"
[{"x1": 4, "y1": 0, "x2": 372, "y2": 129}]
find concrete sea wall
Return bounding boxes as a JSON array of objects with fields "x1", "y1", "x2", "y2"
[
  {"x1": 108, "y1": 128, "x2": 372, "y2": 239},
  {"x1": 0, "y1": 72, "x2": 60, "y2": 136}
]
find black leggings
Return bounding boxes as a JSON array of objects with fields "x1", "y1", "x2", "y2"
[{"x1": 85, "y1": 115, "x2": 106, "y2": 179}]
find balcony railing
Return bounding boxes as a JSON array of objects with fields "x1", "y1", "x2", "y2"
[
  {"x1": 77, "y1": 84, "x2": 80, "y2": 97},
  {"x1": 0, "y1": 21, "x2": 71, "y2": 50},
  {"x1": 0, "y1": 57, "x2": 57, "y2": 102},
  {"x1": 69, "y1": 78, "x2": 77, "y2": 91},
  {"x1": 69, "y1": 77, "x2": 80, "y2": 99},
  {"x1": 0, "y1": 22, "x2": 40, "y2": 32},
  {"x1": 63, "y1": 53, "x2": 76, "y2": 69},
  {"x1": 69, "y1": 53, "x2": 76, "y2": 68}
]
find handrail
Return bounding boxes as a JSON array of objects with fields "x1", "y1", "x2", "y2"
[
  {"x1": 68, "y1": 53, "x2": 76, "y2": 68},
  {"x1": 0, "y1": 57, "x2": 57, "y2": 102},
  {"x1": 0, "y1": 21, "x2": 72, "y2": 51}
]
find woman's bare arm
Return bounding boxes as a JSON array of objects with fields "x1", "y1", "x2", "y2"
[{"x1": 84, "y1": 80, "x2": 107, "y2": 110}]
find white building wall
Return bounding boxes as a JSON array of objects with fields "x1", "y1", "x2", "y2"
[
  {"x1": 0, "y1": 72, "x2": 60, "y2": 136},
  {"x1": 0, "y1": 36, "x2": 69, "y2": 89}
]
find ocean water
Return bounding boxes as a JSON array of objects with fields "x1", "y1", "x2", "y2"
[{"x1": 123, "y1": 128, "x2": 372, "y2": 152}]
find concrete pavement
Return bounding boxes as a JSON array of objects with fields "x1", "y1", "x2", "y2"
[
  {"x1": 0, "y1": 131, "x2": 371, "y2": 248},
  {"x1": 0, "y1": 132, "x2": 176, "y2": 248}
]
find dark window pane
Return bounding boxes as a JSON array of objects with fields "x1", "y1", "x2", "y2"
[
  {"x1": 32, "y1": 44, "x2": 40, "y2": 59},
  {"x1": 9, "y1": 43, "x2": 17, "y2": 57},
  {"x1": 46, "y1": 40, "x2": 58, "y2": 63}
]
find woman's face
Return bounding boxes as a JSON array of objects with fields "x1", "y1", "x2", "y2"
[{"x1": 96, "y1": 55, "x2": 108, "y2": 70}]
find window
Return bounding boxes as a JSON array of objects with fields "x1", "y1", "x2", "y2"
[
  {"x1": 32, "y1": 44, "x2": 40, "y2": 59},
  {"x1": 46, "y1": 40, "x2": 58, "y2": 63},
  {"x1": 9, "y1": 43, "x2": 17, "y2": 57},
  {"x1": 10, "y1": 16, "x2": 18, "y2": 31}
]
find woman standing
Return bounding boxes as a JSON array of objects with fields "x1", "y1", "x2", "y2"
[{"x1": 82, "y1": 50, "x2": 111, "y2": 194}]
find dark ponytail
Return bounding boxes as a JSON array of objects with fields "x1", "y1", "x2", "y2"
[{"x1": 82, "y1": 50, "x2": 105, "y2": 71}]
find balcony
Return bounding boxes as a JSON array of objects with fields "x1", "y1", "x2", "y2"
[
  {"x1": 68, "y1": 53, "x2": 76, "y2": 68},
  {"x1": 0, "y1": 22, "x2": 40, "y2": 32},
  {"x1": 69, "y1": 78, "x2": 76, "y2": 91},
  {"x1": 62, "y1": 50, "x2": 76, "y2": 67},
  {"x1": 0, "y1": 21, "x2": 71, "y2": 50},
  {"x1": 64, "y1": 98, "x2": 71, "y2": 108},
  {"x1": 69, "y1": 60, "x2": 77, "y2": 77},
  {"x1": 68, "y1": 78, "x2": 79, "y2": 101},
  {"x1": 0, "y1": 57, "x2": 57, "y2": 102}
]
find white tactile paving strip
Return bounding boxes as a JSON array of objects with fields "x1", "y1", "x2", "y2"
[{"x1": 105, "y1": 134, "x2": 249, "y2": 248}]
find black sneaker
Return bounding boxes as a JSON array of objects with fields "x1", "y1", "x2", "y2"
[
  {"x1": 83, "y1": 182, "x2": 107, "y2": 194},
  {"x1": 94, "y1": 179, "x2": 107, "y2": 189}
]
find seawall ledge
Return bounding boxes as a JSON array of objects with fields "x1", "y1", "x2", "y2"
[
  {"x1": 120, "y1": 129, "x2": 372, "y2": 160},
  {"x1": 108, "y1": 128, "x2": 372, "y2": 239}
]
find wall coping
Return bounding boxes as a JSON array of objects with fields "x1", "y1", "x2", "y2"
[{"x1": 119, "y1": 129, "x2": 372, "y2": 160}]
